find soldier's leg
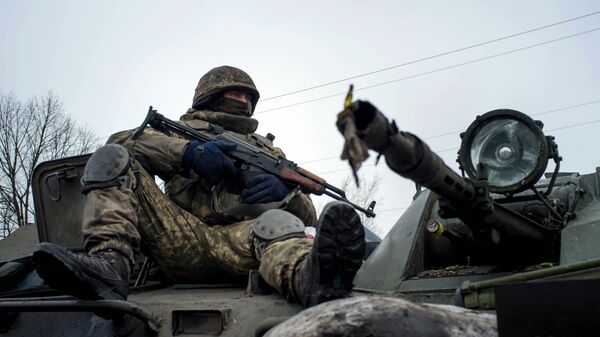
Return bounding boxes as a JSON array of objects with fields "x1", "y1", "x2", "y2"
[
  {"x1": 79, "y1": 145, "x2": 219, "y2": 283},
  {"x1": 131, "y1": 166, "x2": 216, "y2": 282},
  {"x1": 33, "y1": 144, "x2": 212, "y2": 299},
  {"x1": 201, "y1": 214, "x2": 308, "y2": 288},
  {"x1": 32, "y1": 144, "x2": 139, "y2": 300},
  {"x1": 211, "y1": 202, "x2": 367, "y2": 307}
]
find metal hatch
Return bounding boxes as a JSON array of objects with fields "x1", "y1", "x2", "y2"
[{"x1": 31, "y1": 154, "x2": 91, "y2": 248}]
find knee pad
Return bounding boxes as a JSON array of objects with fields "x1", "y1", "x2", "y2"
[
  {"x1": 252, "y1": 209, "x2": 306, "y2": 259},
  {"x1": 81, "y1": 144, "x2": 137, "y2": 194},
  {"x1": 253, "y1": 209, "x2": 306, "y2": 242}
]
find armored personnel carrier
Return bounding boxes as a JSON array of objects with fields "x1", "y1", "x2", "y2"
[{"x1": 1, "y1": 105, "x2": 599, "y2": 336}]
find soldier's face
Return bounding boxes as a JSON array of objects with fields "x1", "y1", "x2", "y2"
[{"x1": 223, "y1": 90, "x2": 253, "y2": 104}]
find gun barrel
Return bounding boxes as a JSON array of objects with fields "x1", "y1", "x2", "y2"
[
  {"x1": 384, "y1": 132, "x2": 476, "y2": 211},
  {"x1": 385, "y1": 132, "x2": 551, "y2": 241},
  {"x1": 323, "y1": 190, "x2": 376, "y2": 218}
]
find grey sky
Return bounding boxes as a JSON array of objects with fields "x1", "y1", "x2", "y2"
[{"x1": 2, "y1": 0, "x2": 599, "y2": 235}]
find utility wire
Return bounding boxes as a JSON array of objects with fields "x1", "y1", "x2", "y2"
[
  {"x1": 316, "y1": 118, "x2": 600, "y2": 176},
  {"x1": 100, "y1": 30, "x2": 600, "y2": 141},
  {"x1": 415, "y1": 99, "x2": 600, "y2": 143},
  {"x1": 413, "y1": 99, "x2": 600, "y2": 141},
  {"x1": 256, "y1": 26, "x2": 600, "y2": 114},
  {"x1": 316, "y1": 146, "x2": 459, "y2": 176},
  {"x1": 98, "y1": 15, "x2": 600, "y2": 141},
  {"x1": 300, "y1": 99, "x2": 600, "y2": 165},
  {"x1": 260, "y1": 10, "x2": 600, "y2": 102},
  {"x1": 100, "y1": 99, "x2": 600, "y2": 143},
  {"x1": 101, "y1": 99, "x2": 600, "y2": 145},
  {"x1": 377, "y1": 207, "x2": 409, "y2": 214},
  {"x1": 546, "y1": 119, "x2": 600, "y2": 133},
  {"x1": 301, "y1": 155, "x2": 339, "y2": 164},
  {"x1": 344, "y1": 119, "x2": 600, "y2": 216},
  {"x1": 531, "y1": 99, "x2": 600, "y2": 117}
]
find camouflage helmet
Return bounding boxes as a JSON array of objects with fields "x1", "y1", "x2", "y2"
[{"x1": 192, "y1": 66, "x2": 260, "y2": 112}]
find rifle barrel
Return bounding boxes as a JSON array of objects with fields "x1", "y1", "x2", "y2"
[{"x1": 323, "y1": 190, "x2": 376, "y2": 218}]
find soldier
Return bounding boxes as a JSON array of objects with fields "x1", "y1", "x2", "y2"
[{"x1": 31, "y1": 66, "x2": 366, "y2": 307}]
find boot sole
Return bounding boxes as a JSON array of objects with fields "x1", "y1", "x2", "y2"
[
  {"x1": 309, "y1": 202, "x2": 366, "y2": 306},
  {"x1": 32, "y1": 243, "x2": 123, "y2": 300}
]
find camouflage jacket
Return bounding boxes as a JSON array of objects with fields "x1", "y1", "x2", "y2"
[{"x1": 107, "y1": 109, "x2": 317, "y2": 226}]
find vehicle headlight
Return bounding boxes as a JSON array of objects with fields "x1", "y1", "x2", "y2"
[{"x1": 458, "y1": 109, "x2": 549, "y2": 194}]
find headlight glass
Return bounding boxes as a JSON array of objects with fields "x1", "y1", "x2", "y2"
[
  {"x1": 459, "y1": 109, "x2": 548, "y2": 194},
  {"x1": 469, "y1": 119, "x2": 542, "y2": 188}
]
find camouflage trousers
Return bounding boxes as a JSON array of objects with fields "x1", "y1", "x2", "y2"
[{"x1": 81, "y1": 164, "x2": 313, "y2": 299}]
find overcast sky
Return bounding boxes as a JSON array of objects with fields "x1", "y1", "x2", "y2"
[{"x1": 2, "y1": 0, "x2": 599, "y2": 235}]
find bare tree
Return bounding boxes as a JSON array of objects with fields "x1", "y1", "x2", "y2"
[
  {"x1": 0, "y1": 92, "x2": 100, "y2": 238},
  {"x1": 313, "y1": 173, "x2": 382, "y2": 235},
  {"x1": 339, "y1": 174, "x2": 381, "y2": 234}
]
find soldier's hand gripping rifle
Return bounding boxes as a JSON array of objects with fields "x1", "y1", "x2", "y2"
[{"x1": 134, "y1": 106, "x2": 376, "y2": 218}]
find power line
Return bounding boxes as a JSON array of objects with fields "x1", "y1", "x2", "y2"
[
  {"x1": 318, "y1": 163, "x2": 375, "y2": 176},
  {"x1": 377, "y1": 207, "x2": 409, "y2": 214},
  {"x1": 315, "y1": 118, "x2": 600, "y2": 176},
  {"x1": 97, "y1": 17, "x2": 600, "y2": 141},
  {"x1": 531, "y1": 99, "x2": 600, "y2": 117},
  {"x1": 101, "y1": 99, "x2": 600, "y2": 145},
  {"x1": 400, "y1": 99, "x2": 600, "y2": 141},
  {"x1": 256, "y1": 26, "x2": 600, "y2": 114},
  {"x1": 102, "y1": 98, "x2": 600, "y2": 143},
  {"x1": 301, "y1": 155, "x2": 339, "y2": 164},
  {"x1": 260, "y1": 10, "x2": 600, "y2": 102},
  {"x1": 418, "y1": 99, "x2": 600, "y2": 141},
  {"x1": 316, "y1": 146, "x2": 459, "y2": 176},
  {"x1": 546, "y1": 119, "x2": 600, "y2": 133},
  {"x1": 100, "y1": 34, "x2": 600, "y2": 142},
  {"x1": 299, "y1": 99, "x2": 600, "y2": 165},
  {"x1": 355, "y1": 120, "x2": 600, "y2": 217},
  {"x1": 413, "y1": 100, "x2": 600, "y2": 139},
  {"x1": 309, "y1": 152, "x2": 461, "y2": 177},
  {"x1": 100, "y1": 100, "x2": 600, "y2": 167}
]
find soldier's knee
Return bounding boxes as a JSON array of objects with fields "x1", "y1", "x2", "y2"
[
  {"x1": 81, "y1": 144, "x2": 138, "y2": 193},
  {"x1": 252, "y1": 209, "x2": 306, "y2": 258}
]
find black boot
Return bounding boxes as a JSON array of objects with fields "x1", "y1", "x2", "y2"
[
  {"x1": 293, "y1": 201, "x2": 366, "y2": 307},
  {"x1": 32, "y1": 242, "x2": 130, "y2": 300}
]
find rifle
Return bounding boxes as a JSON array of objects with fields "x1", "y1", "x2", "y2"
[{"x1": 133, "y1": 106, "x2": 376, "y2": 218}]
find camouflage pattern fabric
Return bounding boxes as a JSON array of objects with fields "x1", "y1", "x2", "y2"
[
  {"x1": 83, "y1": 109, "x2": 316, "y2": 295},
  {"x1": 193, "y1": 66, "x2": 260, "y2": 113},
  {"x1": 258, "y1": 238, "x2": 312, "y2": 300}
]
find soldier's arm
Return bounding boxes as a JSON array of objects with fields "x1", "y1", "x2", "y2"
[
  {"x1": 270, "y1": 146, "x2": 318, "y2": 226},
  {"x1": 107, "y1": 127, "x2": 189, "y2": 180}
]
